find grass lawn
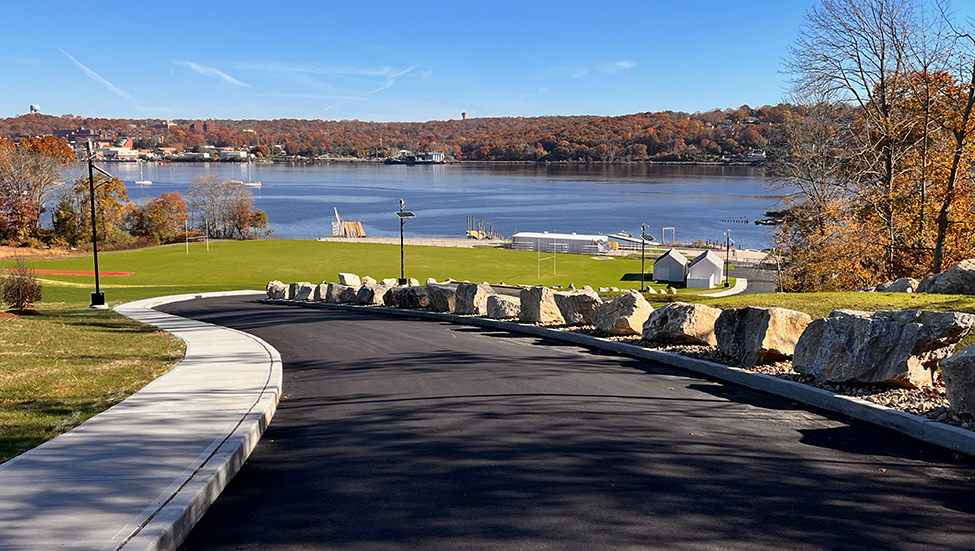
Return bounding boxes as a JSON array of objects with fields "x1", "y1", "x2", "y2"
[
  {"x1": 11, "y1": 240, "x2": 706, "y2": 306},
  {"x1": 0, "y1": 306, "x2": 183, "y2": 463},
  {"x1": 5, "y1": 239, "x2": 975, "y2": 463}
]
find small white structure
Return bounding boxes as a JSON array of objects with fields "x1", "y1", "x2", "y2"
[
  {"x1": 653, "y1": 248, "x2": 688, "y2": 283},
  {"x1": 511, "y1": 232, "x2": 610, "y2": 255},
  {"x1": 687, "y1": 250, "x2": 724, "y2": 289}
]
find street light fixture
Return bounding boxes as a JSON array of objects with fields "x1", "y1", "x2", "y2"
[
  {"x1": 395, "y1": 199, "x2": 416, "y2": 284},
  {"x1": 639, "y1": 224, "x2": 654, "y2": 292},
  {"x1": 85, "y1": 140, "x2": 115, "y2": 309},
  {"x1": 724, "y1": 229, "x2": 732, "y2": 288}
]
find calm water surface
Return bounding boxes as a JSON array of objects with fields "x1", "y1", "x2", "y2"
[{"x1": 90, "y1": 162, "x2": 781, "y2": 249}]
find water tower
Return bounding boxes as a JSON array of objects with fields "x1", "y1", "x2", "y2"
[{"x1": 29, "y1": 104, "x2": 40, "y2": 114}]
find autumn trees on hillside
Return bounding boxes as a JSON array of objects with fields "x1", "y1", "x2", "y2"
[
  {"x1": 771, "y1": 0, "x2": 975, "y2": 291},
  {"x1": 0, "y1": 137, "x2": 76, "y2": 241}
]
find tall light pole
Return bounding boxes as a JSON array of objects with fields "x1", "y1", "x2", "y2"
[
  {"x1": 395, "y1": 199, "x2": 415, "y2": 284},
  {"x1": 85, "y1": 140, "x2": 115, "y2": 309},
  {"x1": 724, "y1": 229, "x2": 732, "y2": 288}
]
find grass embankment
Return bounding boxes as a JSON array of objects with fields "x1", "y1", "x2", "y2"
[
  {"x1": 5, "y1": 239, "x2": 975, "y2": 462},
  {"x1": 0, "y1": 307, "x2": 183, "y2": 462}
]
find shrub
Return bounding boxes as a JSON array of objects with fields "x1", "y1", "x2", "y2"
[{"x1": 1, "y1": 258, "x2": 42, "y2": 312}]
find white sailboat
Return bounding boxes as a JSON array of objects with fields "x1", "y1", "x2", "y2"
[
  {"x1": 135, "y1": 163, "x2": 152, "y2": 185},
  {"x1": 244, "y1": 162, "x2": 261, "y2": 187}
]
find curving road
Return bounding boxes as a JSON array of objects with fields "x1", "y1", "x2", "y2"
[{"x1": 160, "y1": 295, "x2": 975, "y2": 550}]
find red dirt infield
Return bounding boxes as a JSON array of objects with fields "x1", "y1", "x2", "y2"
[{"x1": 9, "y1": 269, "x2": 134, "y2": 277}]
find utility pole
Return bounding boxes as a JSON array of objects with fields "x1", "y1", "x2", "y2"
[
  {"x1": 395, "y1": 199, "x2": 415, "y2": 284},
  {"x1": 724, "y1": 229, "x2": 732, "y2": 288}
]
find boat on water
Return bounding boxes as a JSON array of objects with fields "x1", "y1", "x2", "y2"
[
  {"x1": 244, "y1": 181, "x2": 262, "y2": 188},
  {"x1": 384, "y1": 151, "x2": 446, "y2": 165},
  {"x1": 135, "y1": 163, "x2": 152, "y2": 185}
]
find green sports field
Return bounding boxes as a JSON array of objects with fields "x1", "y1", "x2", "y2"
[{"x1": 16, "y1": 240, "x2": 696, "y2": 306}]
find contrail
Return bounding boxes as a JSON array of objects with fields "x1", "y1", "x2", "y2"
[
  {"x1": 179, "y1": 61, "x2": 249, "y2": 87},
  {"x1": 60, "y1": 49, "x2": 133, "y2": 99}
]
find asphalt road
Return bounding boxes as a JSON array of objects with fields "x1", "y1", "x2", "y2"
[{"x1": 161, "y1": 296, "x2": 975, "y2": 550}]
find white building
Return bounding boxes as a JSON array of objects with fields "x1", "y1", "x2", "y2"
[
  {"x1": 653, "y1": 248, "x2": 688, "y2": 283},
  {"x1": 687, "y1": 250, "x2": 724, "y2": 288},
  {"x1": 511, "y1": 232, "x2": 611, "y2": 255}
]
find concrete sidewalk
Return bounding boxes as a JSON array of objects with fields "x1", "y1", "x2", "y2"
[
  {"x1": 702, "y1": 277, "x2": 748, "y2": 297},
  {"x1": 0, "y1": 291, "x2": 281, "y2": 551}
]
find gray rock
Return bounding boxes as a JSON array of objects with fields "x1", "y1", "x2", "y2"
[
  {"x1": 455, "y1": 282, "x2": 495, "y2": 315},
  {"x1": 942, "y1": 345, "x2": 975, "y2": 415},
  {"x1": 338, "y1": 284, "x2": 360, "y2": 304},
  {"x1": 666, "y1": 287, "x2": 678, "y2": 295},
  {"x1": 384, "y1": 285, "x2": 429, "y2": 309},
  {"x1": 325, "y1": 283, "x2": 354, "y2": 303},
  {"x1": 595, "y1": 290, "x2": 653, "y2": 335},
  {"x1": 313, "y1": 283, "x2": 328, "y2": 301},
  {"x1": 426, "y1": 283, "x2": 457, "y2": 312},
  {"x1": 716, "y1": 307, "x2": 811, "y2": 366},
  {"x1": 554, "y1": 290, "x2": 602, "y2": 326},
  {"x1": 355, "y1": 284, "x2": 389, "y2": 306},
  {"x1": 338, "y1": 273, "x2": 361, "y2": 286},
  {"x1": 266, "y1": 280, "x2": 287, "y2": 299},
  {"x1": 519, "y1": 286, "x2": 565, "y2": 324},
  {"x1": 916, "y1": 259, "x2": 975, "y2": 294},
  {"x1": 642, "y1": 302, "x2": 722, "y2": 345},
  {"x1": 487, "y1": 295, "x2": 520, "y2": 319},
  {"x1": 878, "y1": 278, "x2": 919, "y2": 293},
  {"x1": 292, "y1": 282, "x2": 315, "y2": 301},
  {"x1": 793, "y1": 309, "x2": 975, "y2": 388}
]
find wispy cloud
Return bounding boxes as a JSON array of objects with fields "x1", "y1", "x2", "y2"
[
  {"x1": 179, "y1": 61, "x2": 249, "y2": 86},
  {"x1": 241, "y1": 62, "x2": 412, "y2": 79},
  {"x1": 365, "y1": 65, "x2": 417, "y2": 94},
  {"x1": 60, "y1": 49, "x2": 133, "y2": 99},
  {"x1": 0, "y1": 56, "x2": 40, "y2": 65},
  {"x1": 602, "y1": 60, "x2": 636, "y2": 73}
]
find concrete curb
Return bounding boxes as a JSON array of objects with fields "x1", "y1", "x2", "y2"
[
  {"x1": 265, "y1": 298, "x2": 975, "y2": 457},
  {"x1": 113, "y1": 291, "x2": 283, "y2": 551},
  {"x1": 702, "y1": 277, "x2": 748, "y2": 297}
]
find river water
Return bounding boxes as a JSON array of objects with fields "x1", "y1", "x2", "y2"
[{"x1": 87, "y1": 162, "x2": 781, "y2": 249}]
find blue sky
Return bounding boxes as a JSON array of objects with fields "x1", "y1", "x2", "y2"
[{"x1": 2, "y1": 1, "x2": 971, "y2": 122}]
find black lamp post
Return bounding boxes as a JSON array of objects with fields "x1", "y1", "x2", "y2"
[
  {"x1": 724, "y1": 229, "x2": 732, "y2": 288},
  {"x1": 85, "y1": 140, "x2": 114, "y2": 309},
  {"x1": 395, "y1": 199, "x2": 415, "y2": 284}
]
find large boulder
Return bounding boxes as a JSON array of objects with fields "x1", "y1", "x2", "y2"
[
  {"x1": 642, "y1": 302, "x2": 722, "y2": 345},
  {"x1": 381, "y1": 278, "x2": 398, "y2": 286},
  {"x1": 715, "y1": 307, "x2": 811, "y2": 366},
  {"x1": 313, "y1": 283, "x2": 328, "y2": 301},
  {"x1": 917, "y1": 259, "x2": 975, "y2": 294},
  {"x1": 487, "y1": 295, "x2": 520, "y2": 319},
  {"x1": 793, "y1": 309, "x2": 975, "y2": 388},
  {"x1": 338, "y1": 273, "x2": 361, "y2": 286},
  {"x1": 355, "y1": 284, "x2": 389, "y2": 306},
  {"x1": 426, "y1": 283, "x2": 457, "y2": 312},
  {"x1": 876, "y1": 278, "x2": 919, "y2": 293},
  {"x1": 325, "y1": 283, "x2": 353, "y2": 303},
  {"x1": 520, "y1": 286, "x2": 565, "y2": 324},
  {"x1": 595, "y1": 291, "x2": 653, "y2": 335},
  {"x1": 455, "y1": 282, "x2": 496, "y2": 315},
  {"x1": 292, "y1": 282, "x2": 315, "y2": 301},
  {"x1": 266, "y1": 280, "x2": 287, "y2": 300},
  {"x1": 384, "y1": 285, "x2": 429, "y2": 309},
  {"x1": 942, "y1": 345, "x2": 975, "y2": 415},
  {"x1": 554, "y1": 290, "x2": 602, "y2": 326}
]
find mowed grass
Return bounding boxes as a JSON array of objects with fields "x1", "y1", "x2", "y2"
[
  {"x1": 0, "y1": 308, "x2": 183, "y2": 463},
  {"x1": 20, "y1": 240, "x2": 686, "y2": 306}
]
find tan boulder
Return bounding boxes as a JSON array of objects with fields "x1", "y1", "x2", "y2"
[
  {"x1": 716, "y1": 307, "x2": 811, "y2": 366},
  {"x1": 487, "y1": 295, "x2": 520, "y2": 319},
  {"x1": 595, "y1": 291, "x2": 653, "y2": 335},
  {"x1": 455, "y1": 282, "x2": 496, "y2": 316},
  {"x1": 519, "y1": 286, "x2": 565, "y2": 325},
  {"x1": 426, "y1": 283, "x2": 457, "y2": 312},
  {"x1": 266, "y1": 280, "x2": 287, "y2": 299},
  {"x1": 338, "y1": 273, "x2": 361, "y2": 286},
  {"x1": 643, "y1": 302, "x2": 722, "y2": 345},
  {"x1": 554, "y1": 290, "x2": 602, "y2": 326}
]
